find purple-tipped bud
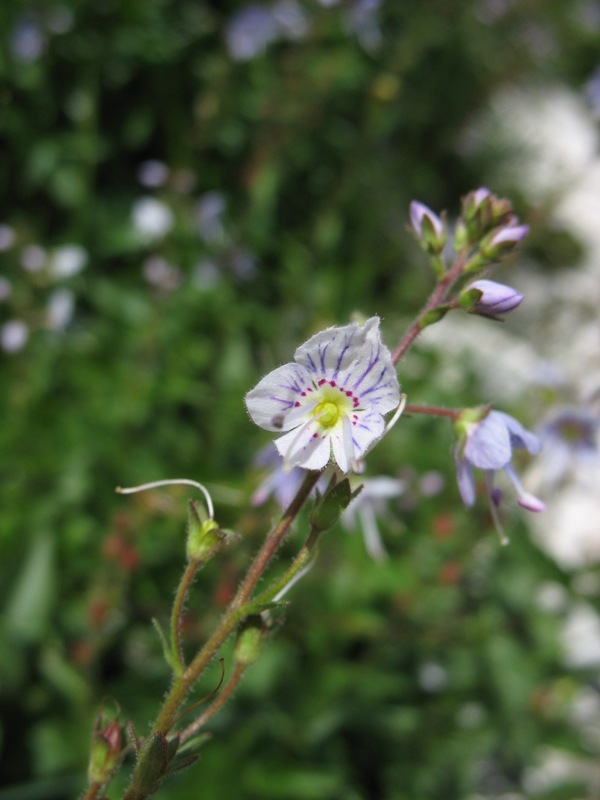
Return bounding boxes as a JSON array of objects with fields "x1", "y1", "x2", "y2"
[
  {"x1": 409, "y1": 200, "x2": 446, "y2": 254},
  {"x1": 458, "y1": 188, "x2": 516, "y2": 247},
  {"x1": 463, "y1": 279, "x2": 524, "y2": 318},
  {"x1": 480, "y1": 221, "x2": 529, "y2": 259}
]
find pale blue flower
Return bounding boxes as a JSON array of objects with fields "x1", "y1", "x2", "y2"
[
  {"x1": 245, "y1": 317, "x2": 400, "y2": 472},
  {"x1": 455, "y1": 409, "x2": 544, "y2": 513}
]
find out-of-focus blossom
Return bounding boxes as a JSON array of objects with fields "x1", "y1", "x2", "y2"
[
  {"x1": 137, "y1": 160, "x2": 169, "y2": 188},
  {"x1": 417, "y1": 662, "x2": 448, "y2": 693},
  {"x1": 1, "y1": 320, "x2": 29, "y2": 353},
  {"x1": 228, "y1": 247, "x2": 257, "y2": 281},
  {"x1": 463, "y1": 279, "x2": 524, "y2": 318},
  {"x1": 143, "y1": 256, "x2": 182, "y2": 292},
  {"x1": 273, "y1": 0, "x2": 310, "y2": 39},
  {"x1": 225, "y1": 1, "x2": 310, "y2": 61},
  {"x1": 245, "y1": 317, "x2": 400, "y2": 472},
  {"x1": 346, "y1": 0, "x2": 382, "y2": 51},
  {"x1": 21, "y1": 244, "x2": 46, "y2": 273},
  {"x1": 0, "y1": 277, "x2": 12, "y2": 302},
  {"x1": 252, "y1": 444, "x2": 311, "y2": 509},
  {"x1": 454, "y1": 408, "x2": 544, "y2": 516},
  {"x1": 341, "y1": 476, "x2": 405, "y2": 561},
  {"x1": 11, "y1": 14, "x2": 46, "y2": 62},
  {"x1": 0, "y1": 225, "x2": 15, "y2": 251},
  {"x1": 196, "y1": 192, "x2": 226, "y2": 244},
  {"x1": 132, "y1": 197, "x2": 174, "y2": 243},
  {"x1": 537, "y1": 407, "x2": 600, "y2": 486},
  {"x1": 225, "y1": 5, "x2": 279, "y2": 61},
  {"x1": 585, "y1": 65, "x2": 600, "y2": 119},
  {"x1": 46, "y1": 288, "x2": 75, "y2": 331},
  {"x1": 49, "y1": 244, "x2": 88, "y2": 279}
]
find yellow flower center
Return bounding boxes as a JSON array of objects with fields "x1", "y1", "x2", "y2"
[
  {"x1": 315, "y1": 401, "x2": 340, "y2": 428},
  {"x1": 311, "y1": 386, "x2": 353, "y2": 429}
]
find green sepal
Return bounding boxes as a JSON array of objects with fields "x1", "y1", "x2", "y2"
[
  {"x1": 234, "y1": 615, "x2": 265, "y2": 667},
  {"x1": 458, "y1": 287, "x2": 483, "y2": 311},
  {"x1": 309, "y1": 476, "x2": 361, "y2": 533},
  {"x1": 418, "y1": 306, "x2": 450, "y2": 329},
  {"x1": 129, "y1": 732, "x2": 180, "y2": 797},
  {"x1": 186, "y1": 501, "x2": 228, "y2": 563}
]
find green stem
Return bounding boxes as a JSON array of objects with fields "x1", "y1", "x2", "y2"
[
  {"x1": 179, "y1": 663, "x2": 246, "y2": 744},
  {"x1": 136, "y1": 470, "x2": 322, "y2": 739},
  {"x1": 170, "y1": 560, "x2": 200, "y2": 674},
  {"x1": 251, "y1": 524, "x2": 321, "y2": 609}
]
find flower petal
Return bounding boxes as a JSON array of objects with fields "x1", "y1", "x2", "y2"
[
  {"x1": 274, "y1": 425, "x2": 331, "y2": 470},
  {"x1": 464, "y1": 411, "x2": 512, "y2": 469},
  {"x1": 495, "y1": 411, "x2": 542, "y2": 455},
  {"x1": 245, "y1": 362, "x2": 314, "y2": 431},
  {"x1": 455, "y1": 451, "x2": 476, "y2": 506}
]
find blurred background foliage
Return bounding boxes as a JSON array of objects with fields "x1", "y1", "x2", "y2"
[{"x1": 2, "y1": 0, "x2": 600, "y2": 798}]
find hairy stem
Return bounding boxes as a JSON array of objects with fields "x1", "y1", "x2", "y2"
[{"x1": 170, "y1": 560, "x2": 200, "y2": 673}]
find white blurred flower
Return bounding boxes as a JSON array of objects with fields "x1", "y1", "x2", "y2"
[
  {"x1": 418, "y1": 662, "x2": 448, "y2": 693},
  {"x1": 49, "y1": 244, "x2": 88, "y2": 279},
  {"x1": 196, "y1": 192, "x2": 226, "y2": 243},
  {"x1": 46, "y1": 288, "x2": 74, "y2": 330},
  {"x1": 21, "y1": 244, "x2": 46, "y2": 273},
  {"x1": 1, "y1": 320, "x2": 29, "y2": 353},
  {"x1": 0, "y1": 224, "x2": 15, "y2": 251},
  {"x1": 562, "y1": 603, "x2": 600, "y2": 668},
  {"x1": 132, "y1": 197, "x2": 174, "y2": 242},
  {"x1": 342, "y1": 476, "x2": 405, "y2": 560}
]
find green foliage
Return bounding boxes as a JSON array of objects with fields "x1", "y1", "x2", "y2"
[{"x1": 1, "y1": 0, "x2": 598, "y2": 798}]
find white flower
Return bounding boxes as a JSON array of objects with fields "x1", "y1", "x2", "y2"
[
  {"x1": 49, "y1": 244, "x2": 88, "y2": 279},
  {"x1": 1, "y1": 320, "x2": 29, "y2": 353},
  {"x1": 245, "y1": 317, "x2": 400, "y2": 472},
  {"x1": 132, "y1": 197, "x2": 174, "y2": 242}
]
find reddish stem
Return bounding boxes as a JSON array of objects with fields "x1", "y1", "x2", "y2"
[
  {"x1": 405, "y1": 403, "x2": 458, "y2": 420},
  {"x1": 391, "y1": 252, "x2": 468, "y2": 365}
]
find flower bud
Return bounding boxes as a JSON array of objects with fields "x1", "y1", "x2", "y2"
[
  {"x1": 479, "y1": 220, "x2": 529, "y2": 260},
  {"x1": 87, "y1": 712, "x2": 122, "y2": 784},
  {"x1": 234, "y1": 615, "x2": 265, "y2": 667},
  {"x1": 309, "y1": 476, "x2": 357, "y2": 533},
  {"x1": 460, "y1": 279, "x2": 523, "y2": 318},
  {"x1": 459, "y1": 189, "x2": 515, "y2": 246},
  {"x1": 409, "y1": 200, "x2": 446, "y2": 255}
]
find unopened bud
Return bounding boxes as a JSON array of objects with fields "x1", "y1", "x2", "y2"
[
  {"x1": 460, "y1": 279, "x2": 523, "y2": 318},
  {"x1": 409, "y1": 201, "x2": 447, "y2": 255},
  {"x1": 479, "y1": 221, "x2": 529, "y2": 261},
  {"x1": 88, "y1": 713, "x2": 122, "y2": 784},
  {"x1": 310, "y1": 476, "x2": 357, "y2": 533},
  {"x1": 234, "y1": 615, "x2": 264, "y2": 667},
  {"x1": 459, "y1": 189, "x2": 515, "y2": 245}
]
